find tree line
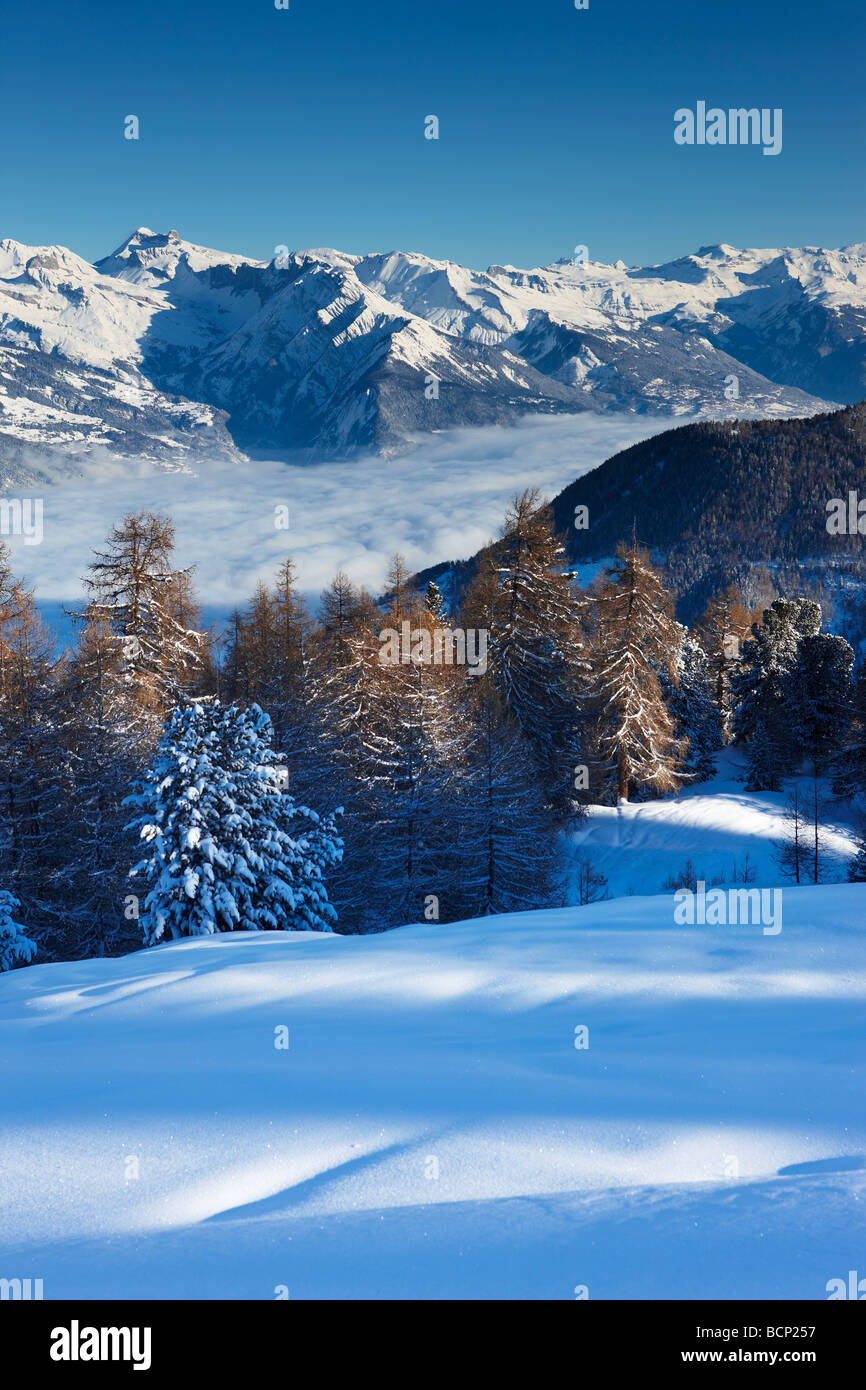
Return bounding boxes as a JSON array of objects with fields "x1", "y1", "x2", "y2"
[{"x1": 2, "y1": 489, "x2": 865, "y2": 967}]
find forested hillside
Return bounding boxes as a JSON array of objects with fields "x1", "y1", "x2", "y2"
[
  {"x1": 3, "y1": 488, "x2": 866, "y2": 964},
  {"x1": 416, "y1": 402, "x2": 866, "y2": 629}
]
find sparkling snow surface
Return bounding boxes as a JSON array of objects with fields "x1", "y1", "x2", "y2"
[{"x1": 1, "y1": 776, "x2": 864, "y2": 1299}]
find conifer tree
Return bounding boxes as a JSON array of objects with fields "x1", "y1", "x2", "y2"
[
  {"x1": 423, "y1": 580, "x2": 449, "y2": 625},
  {"x1": 359, "y1": 573, "x2": 460, "y2": 927},
  {"x1": 79, "y1": 511, "x2": 206, "y2": 735},
  {"x1": 730, "y1": 599, "x2": 822, "y2": 767},
  {"x1": 0, "y1": 549, "x2": 63, "y2": 954},
  {"x1": 269, "y1": 557, "x2": 310, "y2": 740},
  {"x1": 574, "y1": 857, "x2": 609, "y2": 906},
  {"x1": 460, "y1": 554, "x2": 499, "y2": 633},
  {"x1": 54, "y1": 608, "x2": 142, "y2": 956},
  {"x1": 786, "y1": 632, "x2": 854, "y2": 774},
  {"x1": 847, "y1": 829, "x2": 866, "y2": 882},
  {"x1": 660, "y1": 628, "x2": 723, "y2": 782},
  {"x1": 306, "y1": 563, "x2": 468, "y2": 930},
  {"x1": 449, "y1": 681, "x2": 558, "y2": 918},
  {"x1": 746, "y1": 719, "x2": 781, "y2": 792},
  {"x1": 0, "y1": 889, "x2": 35, "y2": 970},
  {"x1": 384, "y1": 553, "x2": 414, "y2": 611},
  {"x1": 318, "y1": 570, "x2": 379, "y2": 643},
  {"x1": 695, "y1": 584, "x2": 758, "y2": 736},
  {"x1": 127, "y1": 701, "x2": 343, "y2": 942},
  {"x1": 775, "y1": 785, "x2": 806, "y2": 883},
  {"x1": 291, "y1": 574, "x2": 384, "y2": 929},
  {"x1": 774, "y1": 780, "x2": 824, "y2": 885},
  {"x1": 834, "y1": 666, "x2": 866, "y2": 798},
  {"x1": 478, "y1": 490, "x2": 588, "y2": 809},
  {"x1": 805, "y1": 778, "x2": 826, "y2": 885},
  {"x1": 223, "y1": 582, "x2": 278, "y2": 706},
  {"x1": 589, "y1": 540, "x2": 684, "y2": 802},
  {"x1": 166, "y1": 568, "x2": 215, "y2": 700}
]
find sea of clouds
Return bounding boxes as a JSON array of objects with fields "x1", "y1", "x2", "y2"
[{"x1": 4, "y1": 412, "x2": 674, "y2": 636}]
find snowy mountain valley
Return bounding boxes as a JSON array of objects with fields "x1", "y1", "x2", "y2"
[
  {"x1": 4, "y1": 0, "x2": 865, "y2": 1331},
  {"x1": 2, "y1": 230, "x2": 866, "y2": 1308}
]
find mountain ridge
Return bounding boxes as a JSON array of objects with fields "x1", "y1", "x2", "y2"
[{"x1": 2, "y1": 228, "x2": 865, "y2": 473}]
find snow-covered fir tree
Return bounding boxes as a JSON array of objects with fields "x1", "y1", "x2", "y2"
[
  {"x1": 127, "y1": 701, "x2": 343, "y2": 943},
  {"x1": 422, "y1": 580, "x2": 449, "y2": 625},
  {"x1": 731, "y1": 601, "x2": 855, "y2": 779},
  {"x1": 0, "y1": 889, "x2": 36, "y2": 971}
]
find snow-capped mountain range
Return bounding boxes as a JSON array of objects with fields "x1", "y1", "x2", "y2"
[{"x1": 2, "y1": 227, "x2": 865, "y2": 472}]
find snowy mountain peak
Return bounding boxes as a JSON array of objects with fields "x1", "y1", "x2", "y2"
[
  {"x1": 695, "y1": 242, "x2": 740, "y2": 259},
  {"x1": 0, "y1": 237, "x2": 96, "y2": 282},
  {"x1": 96, "y1": 227, "x2": 259, "y2": 286},
  {"x1": 2, "y1": 226, "x2": 866, "y2": 472}
]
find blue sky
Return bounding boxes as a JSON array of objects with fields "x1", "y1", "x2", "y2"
[{"x1": 2, "y1": 0, "x2": 863, "y2": 269}]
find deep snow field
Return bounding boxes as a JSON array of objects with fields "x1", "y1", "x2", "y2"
[{"x1": 1, "y1": 763, "x2": 865, "y2": 1301}]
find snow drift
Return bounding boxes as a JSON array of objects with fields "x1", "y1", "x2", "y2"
[{"x1": 1, "y1": 877, "x2": 864, "y2": 1299}]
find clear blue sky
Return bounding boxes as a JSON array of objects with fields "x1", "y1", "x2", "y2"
[{"x1": 3, "y1": 0, "x2": 863, "y2": 269}]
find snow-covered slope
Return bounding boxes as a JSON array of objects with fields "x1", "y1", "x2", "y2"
[
  {"x1": 172, "y1": 250, "x2": 591, "y2": 456},
  {"x1": 0, "y1": 234, "x2": 245, "y2": 476},
  {"x1": 568, "y1": 751, "x2": 859, "y2": 899},
  {"x1": 357, "y1": 243, "x2": 863, "y2": 414},
  {"x1": 1, "y1": 228, "x2": 862, "y2": 472},
  {"x1": 1, "y1": 867, "x2": 864, "y2": 1298}
]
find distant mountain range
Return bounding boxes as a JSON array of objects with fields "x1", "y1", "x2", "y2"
[
  {"x1": 416, "y1": 402, "x2": 866, "y2": 633},
  {"x1": 2, "y1": 228, "x2": 866, "y2": 476}
]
